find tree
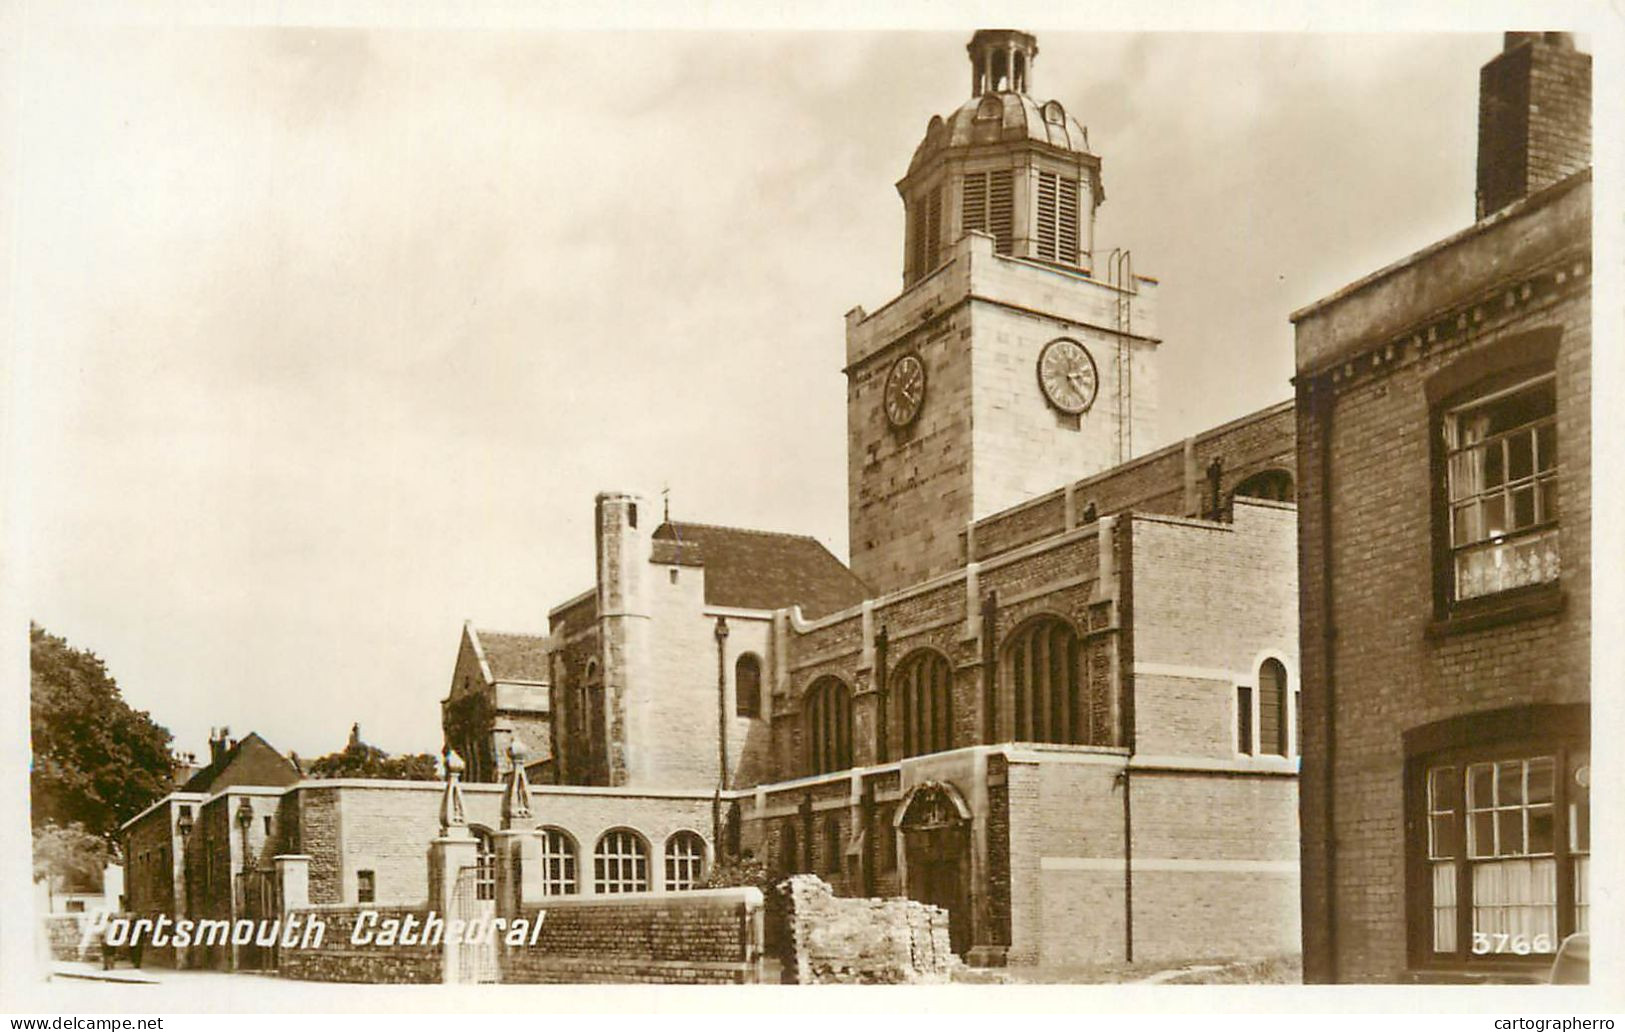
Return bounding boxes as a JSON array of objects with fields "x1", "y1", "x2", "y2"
[
  {"x1": 306, "y1": 723, "x2": 439, "y2": 781},
  {"x1": 30, "y1": 624, "x2": 174, "y2": 837},
  {"x1": 33, "y1": 821, "x2": 112, "y2": 894}
]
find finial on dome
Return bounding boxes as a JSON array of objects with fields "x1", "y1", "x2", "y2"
[{"x1": 968, "y1": 29, "x2": 1038, "y2": 97}]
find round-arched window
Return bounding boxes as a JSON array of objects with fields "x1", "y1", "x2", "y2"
[
  {"x1": 1003, "y1": 617, "x2": 1086, "y2": 744},
  {"x1": 735, "y1": 653, "x2": 762, "y2": 718},
  {"x1": 893, "y1": 650, "x2": 954, "y2": 758},
  {"x1": 664, "y1": 831, "x2": 707, "y2": 890},
  {"x1": 536, "y1": 826, "x2": 578, "y2": 896},
  {"x1": 593, "y1": 828, "x2": 649, "y2": 894},
  {"x1": 804, "y1": 677, "x2": 853, "y2": 775}
]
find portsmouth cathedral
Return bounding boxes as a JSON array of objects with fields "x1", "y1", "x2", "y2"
[{"x1": 125, "y1": 29, "x2": 1310, "y2": 972}]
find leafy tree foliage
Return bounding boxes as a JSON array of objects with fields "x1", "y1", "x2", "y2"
[
  {"x1": 30, "y1": 624, "x2": 174, "y2": 837},
  {"x1": 306, "y1": 724, "x2": 439, "y2": 781},
  {"x1": 33, "y1": 821, "x2": 112, "y2": 893}
]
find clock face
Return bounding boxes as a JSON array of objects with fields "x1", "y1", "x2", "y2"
[
  {"x1": 884, "y1": 353, "x2": 926, "y2": 428},
  {"x1": 1037, "y1": 338, "x2": 1099, "y2": 414}
]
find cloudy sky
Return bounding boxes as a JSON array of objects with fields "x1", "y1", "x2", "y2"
[{"x1": 6, "y1": 8, "x2": 1594, "y2": 761}]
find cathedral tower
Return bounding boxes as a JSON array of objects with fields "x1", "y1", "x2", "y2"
[{"x1": 846, "y1": 30, "x2": 1161, "y2": 595}]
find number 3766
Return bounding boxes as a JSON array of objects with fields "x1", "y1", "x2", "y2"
[{"x1": 1472, "y1": 932, "x2": 1554, "y2": 955}]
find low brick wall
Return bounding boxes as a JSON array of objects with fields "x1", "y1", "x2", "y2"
[
  {"x1": 278, "y1": 905, "x2": 442, "y2": 983},
  {"x1": 501, "y1": 888, "x2": 764, "y2": 984},
  {"x1": 780, "y1": 875, "x2": 959, "y2": 984}
]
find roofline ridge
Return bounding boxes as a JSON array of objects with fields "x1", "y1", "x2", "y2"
[
  {"x1": 658, "y1": 519, "x2": 822, "y2": 542},
  {"x1": 471, "y1": 626, "x2": 549, "y2": 640}
]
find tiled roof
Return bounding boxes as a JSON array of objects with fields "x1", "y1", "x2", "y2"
[
  {"x1": 474, "y1": 629, "x2": 551, "y2": 683},
  {"x1": 653, "y1": 521, "x2": 870, "y2": 620},
  {"x1": 182, "y1": 732, "x2": 300, "y2": 793}
]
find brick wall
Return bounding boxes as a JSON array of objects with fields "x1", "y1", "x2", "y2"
[
  {"x1": 278, "y1": 905, "x2": 441, "y2": 983},
  {"x1": 1294, "y1": 172, "x2": 1590, "y2": 981},
  {"x1": 1130, "y1": 501, "x2": 1299, "y2": 760},
  {"x1": 500, "y1": 889, "x2": 762, "y2": 984}
]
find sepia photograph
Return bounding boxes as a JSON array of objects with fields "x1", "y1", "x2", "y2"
[{"x1": 2, "y1": 1, "x2": 1617, "y2": 1017}]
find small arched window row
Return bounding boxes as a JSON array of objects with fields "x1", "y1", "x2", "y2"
[{"x1": 891, "y1": 649, "x2": 954, "y2": 759}]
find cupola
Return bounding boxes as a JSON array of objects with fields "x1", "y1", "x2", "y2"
[{"x1": 898, "y1": 30, "x2": 1105, "y2": 288}]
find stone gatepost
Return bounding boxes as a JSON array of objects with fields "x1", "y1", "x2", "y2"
[
  {"x1": 428, "y1": 751, "x2": 478, "y2": 984},
  {"x1": 494, "y1": 739, "x2": 543, "y2": 915}
]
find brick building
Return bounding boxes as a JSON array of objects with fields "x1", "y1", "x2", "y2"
[
  {"x1": 1292, "y1": 32, "x2": 1591, "y2": 983},
  {"x1": 122, "y1": 29, "x2": 1306, "y2": 975}
]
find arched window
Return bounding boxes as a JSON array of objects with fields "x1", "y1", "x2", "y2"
[
  {"x1": 1235, "y1": 469, "x2": 1295, "y2": 503},
  {"x1": 471, "y1": 827, "x2": 496, "y2": 901},
  {"x1": 894, "y1": 650, "x2": 954, "y2": 758},
  {"x1": 822, "y1": 816, "x2": 842, "y2": 875},
  {"x1": 593, "y1": 829, "x2": 649, "y2": 894},
  {"x1": 664, "y1": 831, "x2": 707, "y2": 891},
  {"x1": 1259, "y1": 658, "x2": 1290, "y2": 757},
  {"x1": 536, "y1": 827, "x2": 578, "y2": 896},
  {"x1": 1004, "y1": 618, "x2": 1084, "y2": 744},
  {"x1": 804, "y1": 677, "x2": 853, "y2": 775},
  {"x1": 735, "y1": 653, "x2": 762, "y2": 718}
]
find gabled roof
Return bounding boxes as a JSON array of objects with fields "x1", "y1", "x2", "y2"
[
  {"x1": 471, "y1": 628, "x2": 551, "y2": 683},
  {"x1": 652, "y1": 521, "x2": 870, "y2": 620},
  {"x1": 181, "y1": 732, "x2": 300, "y2": 793}
]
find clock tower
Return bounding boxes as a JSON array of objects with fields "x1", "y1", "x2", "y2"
[{"x1": 846, "y1": 30, "x2": 1161, "y2": 596}]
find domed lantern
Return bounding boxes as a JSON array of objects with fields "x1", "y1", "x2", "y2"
[{"x1": 898, "y1": 30, "x2": 1105, "y2": 288}]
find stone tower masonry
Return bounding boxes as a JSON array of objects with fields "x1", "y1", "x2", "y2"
[{"x1": 846, "y1": 30, "x2": 1161, "y2": 596}]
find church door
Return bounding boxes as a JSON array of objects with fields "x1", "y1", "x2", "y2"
[{"x1": 900, "y1": 783, "x2": 971, "y2": 954}]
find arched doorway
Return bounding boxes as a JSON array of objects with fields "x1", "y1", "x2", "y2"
[{"x1": 897, "y1": 781, "x2": 972, "y2": 954}]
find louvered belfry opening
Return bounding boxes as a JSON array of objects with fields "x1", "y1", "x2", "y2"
[
  {"x1": 895, "y1": 650, "x2": 955, "y2": 758},
  {"x1": 962, "y1": 169, "x2": 1015, "y2": 255},
  {"x1": 1035, "y1": 170, "x2": 1081, "y2": 264},
  {"x1": 805, "y1": 676, "x2": 853, "y2": 775}
]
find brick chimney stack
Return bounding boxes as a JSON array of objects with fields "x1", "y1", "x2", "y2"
[{"x1": 1476, "y1": 31, "x2": 1591, "y2": 219}]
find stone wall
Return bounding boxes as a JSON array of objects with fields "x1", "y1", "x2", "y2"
[{"x1": 778, "y1": 875, "x2": 959, "y2": 984}]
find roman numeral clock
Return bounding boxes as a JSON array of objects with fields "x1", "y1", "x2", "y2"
[
  {"x1": 1037, "y1": 338, "x2": 1099, "y2": 414},
  {"x1": 884, "y1": 353, "x2": 927, "y2": 428}
]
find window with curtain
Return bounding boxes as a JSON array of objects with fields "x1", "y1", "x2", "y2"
[
  {"x1": 1417, "y1": 747, "x2": 1588, "y2": 962},
  {"x1": 1443, "y1": 372, "x2": 1559, "y2": 601}
]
